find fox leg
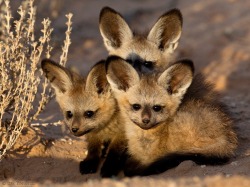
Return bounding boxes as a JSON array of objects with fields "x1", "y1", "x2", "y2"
[
  {"x1": 124, "y1": 152, "x2": 230, "y2": 176},
  {"x1": 79, "y1": 139, "x2": 102, "y2": 174},
  {"x1": 100, "y1": 138, "x2": 127, "y2": 178},
  {"x1": 123, "y1": 155, "x2": 148, "y2": 176}
]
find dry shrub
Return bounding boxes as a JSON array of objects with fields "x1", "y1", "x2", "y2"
[{"x1": 0, "y1": 0, "x2": 73, "y2": 160}]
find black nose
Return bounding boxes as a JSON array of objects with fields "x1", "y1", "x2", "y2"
[
  {"x1": 72, "y1": 128, "x2": 79, "y2": 133},
  {"x1": 142, "y1": 118, "x2": 150, "y2": 124}
]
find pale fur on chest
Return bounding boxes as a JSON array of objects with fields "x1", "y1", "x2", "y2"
[
  {"x1": 86, "y1": 114, "x2": 124, "y2": 144},
  {"x1": 125, "y1": 122, "x2": 168, "y2": 165}
]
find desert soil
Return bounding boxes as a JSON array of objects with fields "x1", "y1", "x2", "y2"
[{"x1": 1, "y1": 0, "x2": 250, "y2": 186}]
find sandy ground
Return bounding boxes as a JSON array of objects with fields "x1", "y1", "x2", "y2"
[{"x1": 1, "y1": 0, "x2": 250, "y2": 186}]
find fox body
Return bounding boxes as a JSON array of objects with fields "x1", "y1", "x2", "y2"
[
  {"x1": 106, "y1": 56, "x2": 238, "y2": 176},
  {"x1": 41, "y1": 59, "x2": 126, "y2": 177}
]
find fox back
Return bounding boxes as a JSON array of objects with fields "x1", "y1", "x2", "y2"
[
  {"x1": 106, "y1": 56, "x2": 237, "y2": 176},
  {"x1": 99, "y1": 7, "x2": 182, "y2": 73}
]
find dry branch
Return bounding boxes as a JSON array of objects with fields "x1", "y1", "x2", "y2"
[{"x1": 0, "y1": 0, "x2": 73, "y2": 160}]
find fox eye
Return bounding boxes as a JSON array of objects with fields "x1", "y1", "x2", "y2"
[
  {"x1": 143, "y1": 61, "x2": 154, "y2": 69},
  {"x1": 132, "y1": 104, "x2": 141, "y2": 111},
  {"x1": 152, "y1": 105, "x2": 162, "y2": 112},
  {"x1": 66, "y1": 111, "x2": 73, "y2": 119},
  {"x1": 84, "y1": 110, "x2": 94, "y2": 118}
]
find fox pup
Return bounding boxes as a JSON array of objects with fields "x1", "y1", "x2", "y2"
[
  {"x1": 41, "y1": 59, "x2": 126, "y2": 177},
  {"x1": 106, "y1": 56, "x2": 238, "y2": 176},
  {"x1": 99, "y1": 7, "x2": 182, "y2": 73},
  {"x1": 100, "y1": 7, "x2": 219, "y2": 104}
]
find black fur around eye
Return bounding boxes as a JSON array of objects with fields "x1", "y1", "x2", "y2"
[
  {"x1": 142, "y1": 61, "x2": 154, "y2": 69},
  {"x1": 152, "y1": 105, "x2": 162, "y2": 112},
  {"x1": 84, "y1": 110, "x2": 95, "y2": 118},
  {"x1": 134, "y1": 59, "x2": 141, "y2": 64},
  {"x1": 132, "y1": 104, "x2": 141, "y2": 111},
  {"x1": 66, "y1": 111, "x2": 73, "y2": 119},
  {"x1": 126, "y1": 59, "x2": 133, "y2": 65}
]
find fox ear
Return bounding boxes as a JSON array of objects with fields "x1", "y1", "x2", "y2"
[
  {"x1": 41, "y1": 59, "x2": 75, "y2": 93},
  {"x1": 99, "y1": 7, "x2": 133, "y2": 52},
  {"x1": 106, "y1": 56, "x2": 140, "y2": 92},
  {"x1": 85, "y1": 60, "x2": 109, "y2": 94},
  {"x1": 158, "y1": 59, "x2": 194, "y2": 99},
  {"x1": 147, "y1": 9, "x2": 182, "y2": 54}
]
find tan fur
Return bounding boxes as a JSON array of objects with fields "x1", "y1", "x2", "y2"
[
  {"x1": 106, "y1": 57, "x2": 237, "y2": 167},
  {"x1": 99, "y1": 7, "x2": 182, "y2": 72},
  {"x1": 110, "y1": 36, "x2": 174, "y2": 71},
  {"x1": 100, "y1": 7, "x2": 218, "y2": 104},
  {"x1": 123, "y1": 99, "x2": 237, "y2": 165},
  {"x1": 41, "y1": 59, "x2": 126, "y2": 177}
]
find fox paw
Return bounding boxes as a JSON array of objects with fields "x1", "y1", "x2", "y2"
[
  {"x1": 100, "y1": 164, "x2": 118, "y2": 178},
  {"x1": 100, "y1": 151, "x2": 126, "y2": 178},
  {"x1": 79, "y1": 159, "x2": 99, "y2": 174}
]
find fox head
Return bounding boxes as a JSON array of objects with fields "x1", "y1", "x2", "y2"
[
  {"x1": 106, "y1": 56, "x2": 194, "y2": 130},
  {"x1": 99, "y1": 7, "x2": 182, "y2": 73},
  {"x1": 41, "y1": 59, "x2": 116, "y2": 136}
]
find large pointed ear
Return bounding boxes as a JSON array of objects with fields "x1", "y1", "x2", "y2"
[
  {"x1": 41, "y1": 59, "x2": 75, "y2": 93},
  {"x1": 99, "y1": 7, "x2": 133, "y2": 52},
  {"x1": 106, "y1": 56, "x2": 140, "y2": 92},
  {"x1": 147, "y1": 9, "x2": 182, "y2": 54},
  {"x1": 157, "y1": 59, "x2": 194, "y2": 100},
  {"x1": 85, "y1": 60, "x2": 109, "y2": 94}
]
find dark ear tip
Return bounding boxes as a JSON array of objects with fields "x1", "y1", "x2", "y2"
[
  {"x1": 92, "y1": 59, "x2": 106, "y2": 68},
  {"x1": 89, "y1": 59, "x2": 106, "y2": 75},
  {"x1": 41, "y1": 58, "x2": 54, "y2": 69},
  {"x1": 105, "y1": 55, "x2": 125, "y2": 72},
  {"x1": 176, "y1": 59, "x2": 195, "y2": 74},
  {"x1": 106, "y1": 55, "x2": 124, "y2": 63},
  {"x1": 168, "y1": 8, "x2": 182, "y2": 17},
  {"x1": 164, "y1": 8, "x2": 183, "y2": 25},
  {"x1": 100, "y1": 6, "x2": 116, "y2": 13},
  {"x1": 41, "y1": 58, "x2": 62, "y2": 71},
  {"x1": 100, "y1": 6, "x2": 117, "y2": 20},
  {"x1": 168, "y1": 8, "x2": 182, "y2": 14}
]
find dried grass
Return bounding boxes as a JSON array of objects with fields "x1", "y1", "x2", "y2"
[{"x1": 0, "y1": 0, "x2": 73, "y2": 160}]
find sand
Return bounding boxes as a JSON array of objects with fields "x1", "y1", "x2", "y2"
[{"x1": 1, "y1": 0, "x2": 250, "y2": 186}]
